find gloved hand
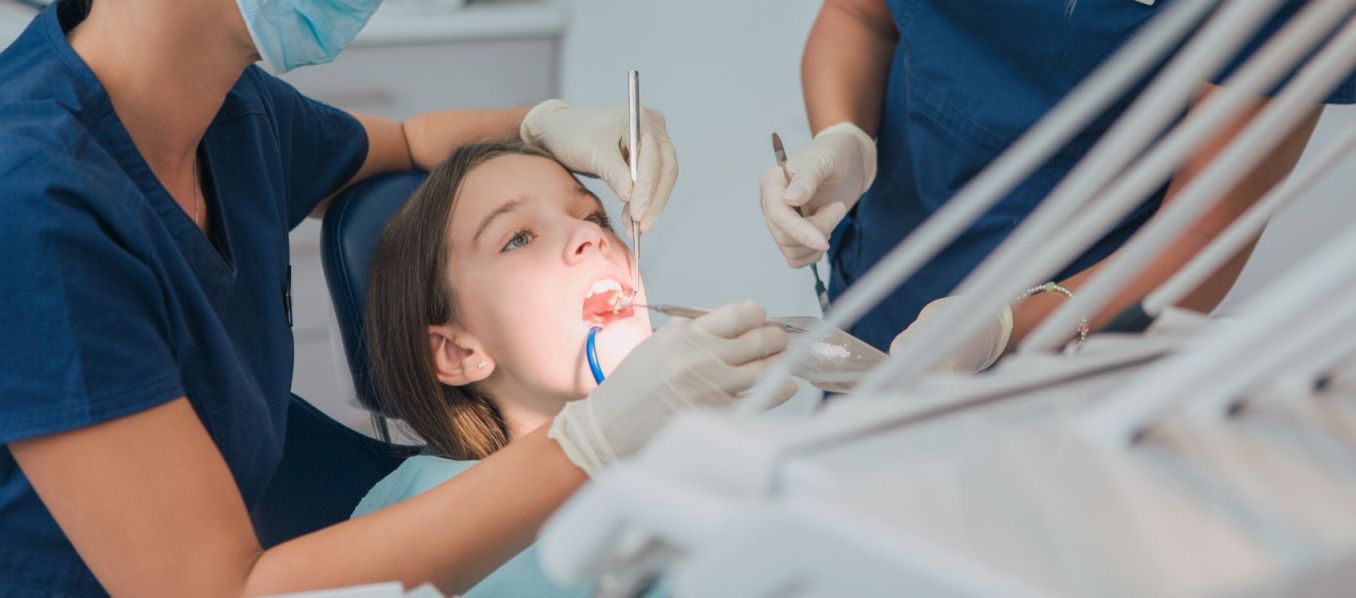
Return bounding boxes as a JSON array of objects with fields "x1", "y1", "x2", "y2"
[
  {"x1": 759, "y1": 122, "x2": 877, "y2": 268},
  {"x1": 890, "y1": 296, "x2": 1014, "y2": 374},
  {"x1": 549, "y1": 301, "x2": 794, "y2": 477},
  {"x1": 520, "y1": 99, "x2": 678, "y2": 234}
]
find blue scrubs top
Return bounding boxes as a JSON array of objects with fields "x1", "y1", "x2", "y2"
[
  {"x1": 0, "y1": 2, "x2": 368, "y2": 594},
  {"x1": 830, "y1": 0, "x2": 1356, "y2": 351}
]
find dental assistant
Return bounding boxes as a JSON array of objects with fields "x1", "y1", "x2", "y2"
[
  {"x1": 762, "y1": 0, "x2": 1356, "y2": 369},
  {"x1": 0, "y1": 0, "x2": 765, "y2": 595}
]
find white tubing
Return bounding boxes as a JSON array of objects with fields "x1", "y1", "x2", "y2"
[
  {"x1": 853, "y1": 0, "x2": 1286, "y2": 394},
  {"x1": 1286, "y1": 331, "x2": 1356, "y2": 392},
  {"x1": 1318, "y1": 349, "x2": 1356, "y2": 391},
  {"x1": 732, "y1": 0, "x2": 1220, "y2": 415},
  {"x1": 1184, "y1": 281, "x2": 1356, "y2": 419},
  {"x1": 770, "y1": 335, "x2": 1179, "y2": 457},
  {"x1": 1023, "y1": 3, "x2": 1356, "y2": 353},
  {"x1": 1326, "y1": 355, "x2": 1356, "y2": 392},
  {"x1": 1077, "y1": 217, "x2": 1356, "y2": 446},
  {"x1": 1144, "y1": 122, "x2": 1356, "y2": 315}
]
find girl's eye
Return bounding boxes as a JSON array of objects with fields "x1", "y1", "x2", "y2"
[
  {"x1": 502, "y1": 229, "x2": 535, "y2": 252},
  {"x1": 585, "y1": 210, "x2": 612, "y2": 228}
]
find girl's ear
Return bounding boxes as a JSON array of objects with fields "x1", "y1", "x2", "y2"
[{"x1": 427, "y1": 324, "x2": 494, "y2": 386}]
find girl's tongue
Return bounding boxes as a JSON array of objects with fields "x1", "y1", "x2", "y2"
[{"x1": 583, "y1": 289, "x2": 635, "y2": 326}]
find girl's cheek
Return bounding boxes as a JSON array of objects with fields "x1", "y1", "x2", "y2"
[{"x1": 504, "y1": 258, "x2": 554, "y2": 293}]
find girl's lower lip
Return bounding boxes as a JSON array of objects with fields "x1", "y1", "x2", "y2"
[{"x1": 584, "y1": 305, "x2": 635, "y2": 327}]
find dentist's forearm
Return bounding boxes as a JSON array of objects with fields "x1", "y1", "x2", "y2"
[
  {"x1": 320, "y1": 106, "x2": 532, "y2": 216},
  {"x1": 402, "y1": 107, "x2": 531, "y2": 170},
  {"x1": 13, "y1": 397, "x2": 587, "y2": 598},
  {"x1": 248, "y1": 425, "x2": 587, "y2": 596},
  {"x1": 802, "y1": 0, "x2": 897, "y2": 135}
]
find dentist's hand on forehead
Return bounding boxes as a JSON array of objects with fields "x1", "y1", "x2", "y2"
[
  {"x1": 520, "y1": 100, "x2": 679, "y2": 235},
  {"x1": 759, "y1": 122, "x2": 877, "y2": 268}
]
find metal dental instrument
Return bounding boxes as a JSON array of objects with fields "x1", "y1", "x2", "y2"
[
  {"x1": 632, "y1": 304, "x2": 811, "y2": 334},
  {"x1": 625, "y1": 70, "x2": 641, "y2": 308},
  {"x1": 773, "y1": 132, "x2": 832, "y2": 313}
]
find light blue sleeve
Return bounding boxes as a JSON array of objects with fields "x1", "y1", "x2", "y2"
[{"x1": 350, "y1": 454, "x2": 596, "y2": 598}]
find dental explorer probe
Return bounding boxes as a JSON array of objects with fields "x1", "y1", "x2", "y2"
[
  {"x1": 593, "y1": 71, "x2": 640, "y2": 385},
  {"x1": 773, "y1": 132, "x2": 832, "y2": 312},
  {"x1": 631, "y1": 304, "x2": 810, "y2": 334},
  {"x1": 626, "y1": 70, "x2": 641, "y2": 307}
]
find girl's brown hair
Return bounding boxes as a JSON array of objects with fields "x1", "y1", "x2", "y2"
[{"x1": 365, "y1": 142, "x2": 555, "y2": 460}]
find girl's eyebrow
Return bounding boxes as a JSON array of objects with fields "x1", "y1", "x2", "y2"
[
  {"x1": 471, "y1": 186, "x2": 598, "y2": 249},
  {"x1": 575, "y1": 185, "x2": 602, "y2": 206},
  {"x1": 472, "y1": 198, "x2": 523, "y2": 249}
]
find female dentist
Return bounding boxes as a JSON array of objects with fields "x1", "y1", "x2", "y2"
[
  {"x1": 0, "y1": 0, "x2": 779, "y2": 595},
  {"x1": 761, "y1": 0, "x2": 1356, "y2": 370}
]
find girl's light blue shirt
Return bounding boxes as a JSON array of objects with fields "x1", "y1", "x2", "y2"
[{"x1": 353, "y1": 455, "x2": 590, "y2": 598}]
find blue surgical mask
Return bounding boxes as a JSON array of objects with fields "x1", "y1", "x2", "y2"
[{"x1": 235, "y1": 0, "x2": 383, "y2": 73}]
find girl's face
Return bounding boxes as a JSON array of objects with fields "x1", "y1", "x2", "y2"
[{"x1": 443, "y1": 154, "x2": 652, "y2": 411}]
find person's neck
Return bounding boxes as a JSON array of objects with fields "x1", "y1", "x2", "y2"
[
  {"x1": 66, "y1": 0, "x2": 256, "y2": 180},
  {"x1": 496, "y1": 402, "x2": 556, "y2": 442},
  {"x1": 479, "y1": 376, "x2": 575, "y2": 441}
]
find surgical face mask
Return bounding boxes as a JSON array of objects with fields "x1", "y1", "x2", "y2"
[{"x1": 235, "y1": 0, "x2": 383, "y2": 73}]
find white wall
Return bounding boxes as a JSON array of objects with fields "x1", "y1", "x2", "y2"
[{"x1": 556, "y1": 0, "x2": 825, "y2": 319}]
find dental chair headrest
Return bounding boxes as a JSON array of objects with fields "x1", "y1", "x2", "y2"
[{"x1": 321, "y1": 171, "x2": 427, "y2": 417}]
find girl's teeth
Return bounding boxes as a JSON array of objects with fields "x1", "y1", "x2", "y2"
[{"x1": 588, "y1": 279, "x2": 623, "y2": 297}]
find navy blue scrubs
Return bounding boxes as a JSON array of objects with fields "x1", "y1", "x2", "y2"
[
  {"x1": 830, "y1": 0, "x2": 1356, "y2": 351},
  {"x1": 0, "y1": 1, "x2": 368, "y2": 594}
]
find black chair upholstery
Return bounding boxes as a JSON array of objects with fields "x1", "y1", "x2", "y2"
[{"x1": 321, "y1": 171, "x2": 428, "y2": 417}]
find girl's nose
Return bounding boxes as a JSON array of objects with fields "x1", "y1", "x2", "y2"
[{"x1": 564, "y1": 219, "x2": 610, "y2": 265}]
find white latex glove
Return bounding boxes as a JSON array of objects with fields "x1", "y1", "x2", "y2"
[
  {"x1": 889, "y1": 297, "x2": 1014, "y2": 374},
  {"x1": 759, "y1": 122, "x2": 877, "y2": 268},
  {"x1": 520, "y1": 99, "x2": 678, "y2": 234},
  {"x1": 549, "y1": 302, "x2": 794, "y2": 477}
]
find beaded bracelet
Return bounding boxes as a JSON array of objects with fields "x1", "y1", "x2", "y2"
[{"x1": 1017, "y1": 282, "x2": 1090, "y2": 347}]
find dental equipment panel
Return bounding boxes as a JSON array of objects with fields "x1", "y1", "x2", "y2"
[{"x1": 538, "y1": 3, "x2": 1356, "y2": 596}]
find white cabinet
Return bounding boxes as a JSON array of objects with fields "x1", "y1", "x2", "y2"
[
  {"x1": 280, "y1": 0, "x2": 565, "y2": 435},
  {"x1": 276, "y1": 0, "x2": 566, "y2": 120}
]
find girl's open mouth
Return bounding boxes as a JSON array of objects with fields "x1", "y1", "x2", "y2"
[{"x1": 582, "y1": 279, "x2": 635, "y2": 326}]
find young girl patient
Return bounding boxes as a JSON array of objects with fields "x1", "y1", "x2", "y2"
[{"x1": 353, "y1": 143, "x2": 793, "y2": 596}]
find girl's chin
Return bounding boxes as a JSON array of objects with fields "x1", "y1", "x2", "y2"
[{"x1": 603, "y1": 328, "x2": 650, "y2": 356}]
